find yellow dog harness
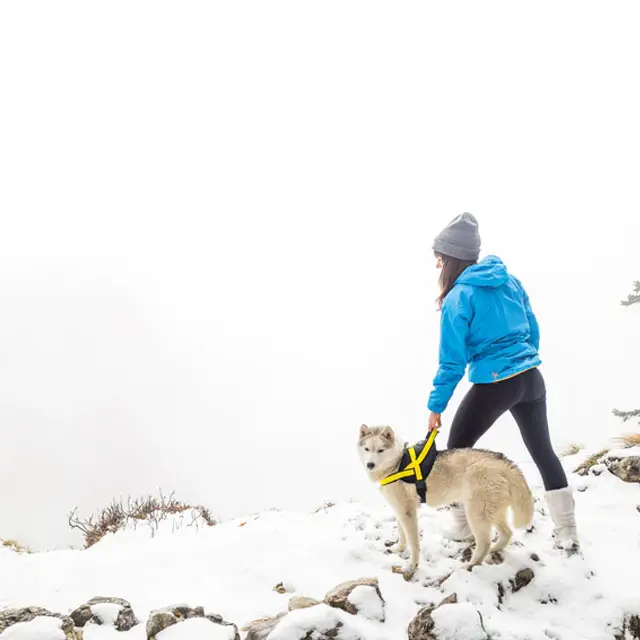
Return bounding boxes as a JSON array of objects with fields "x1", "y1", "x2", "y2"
[{"x1": 379, "y1": 429, "x2": 438, "y2": 503}]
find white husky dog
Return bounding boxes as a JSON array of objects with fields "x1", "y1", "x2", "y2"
[{"x1": 358, "y1": 424, "x2": 534, "y2": 576}]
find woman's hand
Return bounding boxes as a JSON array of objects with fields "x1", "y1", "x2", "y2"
[{"x1": 428, "y1": 412, "x2": 442, "y2": 431}]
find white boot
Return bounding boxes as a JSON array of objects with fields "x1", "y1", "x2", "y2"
[
  {"x1": 442, "y1": 503, "x2": 473, "y2": 541},
  {"x1": 545, "y1": 487, "x2": 579, "y2": 551}
]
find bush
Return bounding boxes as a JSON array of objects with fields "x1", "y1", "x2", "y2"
[
  {"x1": 1, "y1": 538, "x2": 31, "y2": 553},
  {"x1": 67, "y1": 491, "x2": 216, "y2": 548}
]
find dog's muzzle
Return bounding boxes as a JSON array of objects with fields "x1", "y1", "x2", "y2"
[{"x1": 367, "y1": 462, "x2": 375, "y2": 470}]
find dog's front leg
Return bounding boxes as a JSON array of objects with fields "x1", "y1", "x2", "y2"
[
  {"x1": 397, "y1": 503, "x2": 420, "y2": 576},
  {"x1": 382, "y1": 485, "x2": 420, "y2": 578},
  {"x1": 388, "y1": 519, "x2": 407, "y2": 555}
]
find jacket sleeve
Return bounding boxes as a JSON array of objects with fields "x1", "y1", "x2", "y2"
[{"x1": 427, "y1": 289, "x2": 471, "y2": 414}]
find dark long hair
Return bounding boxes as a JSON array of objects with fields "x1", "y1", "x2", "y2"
[{"x1": 435, "y1": 252, "x2": 477, "y2": 310}]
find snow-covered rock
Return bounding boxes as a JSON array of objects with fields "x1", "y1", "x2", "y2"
[
  {"x1": 158, "y1": 617, "x2": 237, "y2": 640},
  {"x1": 606, "y1": 456, "x2": 640, "y2": 483},
  {"x1": 0, "y1": 609, "x2": 78, "y2": 640},
  {"x1": 324, "y1": 578, "x2": 384, "y2": 621},
  {"x1": 268, "y1": 605, "x2": 361, "y2": 640},
  {"x1": 70, "y1": 597, "x2": 138, "y2": 631},
  {"x1": 146, "y1": 606, "x2": 237, "y2": 640}
]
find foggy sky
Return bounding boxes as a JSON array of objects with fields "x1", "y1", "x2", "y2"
[{"x1": 1, "y1": 1, "x2": 639, "y2": 550}]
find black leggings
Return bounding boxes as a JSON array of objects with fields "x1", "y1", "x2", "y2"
[{"x1": 447, "y1": 367, "x2": 568, "y2": 491}]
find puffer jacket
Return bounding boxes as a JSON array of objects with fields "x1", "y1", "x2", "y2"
[{"x1": 427, "y1": 255, "x2": 541, "y2": 413}]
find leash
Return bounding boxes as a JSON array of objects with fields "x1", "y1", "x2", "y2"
[{"x1": 379, "y1": 428, "x2": 438, "y2": 502}]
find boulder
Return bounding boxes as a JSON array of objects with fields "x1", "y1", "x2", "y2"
[
  {"x1": 614, "y1": 613, "x2": 640, "y2": 640},
  {"x1": 147, "y1": 612, "x2": 178, "y2": 639},
  {"x1": 407, "y1": 594, "x2": 458, "y2": 640},
  {"x1": 69, "y1": 606, "x2": 93, "y2": 629},
  {"x1": 606, "y1": 456, "x2": 640, "y2": 483},
  {"x1": 268, "y1": 605, "x2": 362, "y2": 640},
  {"x1": 146, "y1": 605, "x2": 238, "y2": 640},
  {"x1": 71, "y1": 597, "x2": 138, "y2": 632},
  {"x1": 242, "y1": 613, "x2": 287, "y2": 640},
  {"x1": 324, "y1": 578, "x2": 385, "y2": 621},
  {"x1": 0, "y1": 607, "x2": 79, "y2": 640},
  {"x1": 155, "y1": 617, "x2": 238, "y2": 640}
]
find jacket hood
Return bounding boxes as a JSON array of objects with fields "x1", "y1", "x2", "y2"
[{"x1": 456, "y1": 255, "x2": 509, "y2": 288}]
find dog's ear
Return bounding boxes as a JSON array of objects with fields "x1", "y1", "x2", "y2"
[
  {"x1": 359, "y1": 424, "x2": 371, "y2": 439},
  {"x1": 380, "y1": 426, "x2": 395, "y2": 442}
]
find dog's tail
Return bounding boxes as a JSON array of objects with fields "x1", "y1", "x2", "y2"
[{"x1": 509, "y1": 466, "x2": 534, "y2": 529}]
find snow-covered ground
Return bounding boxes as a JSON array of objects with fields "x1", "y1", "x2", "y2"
[{"x1": 1, "y1": 449, "x2": 639, "y2": 639}]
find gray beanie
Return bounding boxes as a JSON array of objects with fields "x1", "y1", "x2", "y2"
[{"x1": 432, "y1": 212, "x2": 481, "y2": 261}]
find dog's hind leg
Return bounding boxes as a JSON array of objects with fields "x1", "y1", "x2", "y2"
[
  {"x1": 465, "y1": 506, "x2": 492, "y2": 567},
  {"x1": 491, "y1": 511, "x2": 513, "y2": 553}
]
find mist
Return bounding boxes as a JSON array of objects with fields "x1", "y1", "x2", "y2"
[{"x1": 1, "y1": 1, "x2": 639, "y2": 550}]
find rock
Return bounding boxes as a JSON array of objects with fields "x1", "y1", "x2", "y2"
[
  {"x1": 510, "y1": 568, "x2": 535, "y2": 593},
  {"x1": 70, "y1": 597, "x2": 138, "y2": 632},
  {"x1": 146, "y1": 606, "x2": 238, "y2": 640},
  {"x1": 407, "y1": 594, "x2": 457, "y2": 640},
  {"x1": 615, "y1": 613, "x2": 640, "y2": 640},
  {"x1": 87, "y1": 597, "x2": 131, "y2": 608},
  {"x1": 69, "y1": 605, "x2": 93, "y2": 628},
  {"x1": 114, "y1": 606, "x2": 139, "y2": 632},
  {"x1": 268, "y1": 605, "x2": 362, "y2": 640},
  {"x1": 530, "y1": 553, "x2": 540, "y2": 562},
  {"x1": 147, "y1": 612, "x2": 178, "y2": 639},
  {"x1": 614, "y1": 613, "x2": 640, "y2": 640},
  {"x1": 156, "y1": 617, "x2": 238, "y2": 640},
  {"x1": 0, "y1": 607, "x2": 79, "y2": 640},
  {"x1": 324, "y1": 578, "x2": 385, "y2": 621},
  {"x1": 288, "y1": 596, "x2": 321, "y2": 611},
  {"x1": 242, "y1": 613, "x2": 287, "y2": 640},
  {"x1": 607, "y1": 456, "x2": 640, "y2": 483}
]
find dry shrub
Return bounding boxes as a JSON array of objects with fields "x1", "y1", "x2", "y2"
[
  {"x1": 1, "y1": 538, "x2": 31, "y2": 553},
  {"x1": 68, "y1": 490, "x2": 216, "y2": 548},
  {"x1": 573, "y1": 448, "x2": 610, "y2": 476},
  {"x1": 613, "y1": 432, "x2": 640, "y2": 449}
]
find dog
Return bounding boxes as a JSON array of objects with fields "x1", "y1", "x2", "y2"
[{"x1": 357, "y1": 424, "x2": 534, "y2": 576}]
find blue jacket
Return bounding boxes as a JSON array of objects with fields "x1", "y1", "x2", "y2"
[{"x1": 427, "y1": 255, "x2": 541, "y2": 414}]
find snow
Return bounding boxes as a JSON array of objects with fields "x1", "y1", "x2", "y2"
[
  {"x1": 268, "y1": 605, "x2": 357, "y2": 640},
  {"x1": 346, "y1": 585, "x2": 384, "y2": 621},
  {"x1": 158, "y1": 618, "x2": 237, "y2": 640},
  {"x1": 88, "y1": 603, "x2": 122, "y2": 626},
  {"x1": 0, "y1": 618, "x2": 65, "y2": 640},
  {"x1": 431, "y1": 603, "x2": 487, "y2": 640},
  {"x1": 0, "y1": 456, "x2": 639, "y2": 640}
]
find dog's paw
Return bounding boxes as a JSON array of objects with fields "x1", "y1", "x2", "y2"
[{"x1": 392, "y1": 562, "x2": 417, "y2": 581}]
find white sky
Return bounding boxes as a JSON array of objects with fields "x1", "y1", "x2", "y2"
[{"x1": 1, "y1": 1, "x2": 639, "y2": 550}]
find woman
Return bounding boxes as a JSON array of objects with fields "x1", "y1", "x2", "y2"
[{"x1": 426, "y1": 212, "x2": 578, "y2": 550}]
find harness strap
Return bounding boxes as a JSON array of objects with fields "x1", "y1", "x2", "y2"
[{"x1": 379, "y1": 429, "x2": 438, "y2": 490}]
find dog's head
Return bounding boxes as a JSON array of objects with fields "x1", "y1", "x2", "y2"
[{"x1": 357, "y1": 424, "x2": 403, "y2": 477}]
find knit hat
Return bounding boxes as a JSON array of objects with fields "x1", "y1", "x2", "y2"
[{"x1": 432, "y1": 212, "x2": 481, "y2": 261}]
